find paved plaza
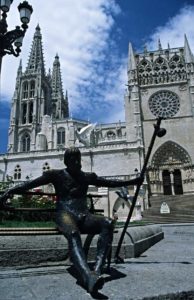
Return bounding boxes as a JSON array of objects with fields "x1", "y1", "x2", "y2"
[{"x1": 0, "y1": 224, "x2": 194, "y2": 300}]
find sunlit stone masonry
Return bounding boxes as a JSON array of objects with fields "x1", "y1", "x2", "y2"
[{"x1": 1, "y1": 26, "x2": 194, "y2": 220}]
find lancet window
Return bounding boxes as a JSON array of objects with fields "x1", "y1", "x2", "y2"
[
  {"x1": 30, "y1": 80, "x2": 35, "y2": 98},
  {"x1": 22, "y1": 103, "x2": 27, "y2": 124},
  {"x1": 57, "y1": 128, "x2": 65, "y2": 145},
  {"x1": 29, "y1": 102, "x2": 33, "y2": 123},
  {"x1": 169, "y1": 55, "x2": 186, "y2": 81},
  {"x1": 138, "y1": 58, "x2": 153, "y2": 85},
  {"x1": 22, "y1": 81, "x2": 28, "y2": 99},
  {"x1": 21, "y1": 133, "x2": 31, "y2": 152},
  {"x1": 14, "y1": 165, "x2": 21, "y2": 180}
]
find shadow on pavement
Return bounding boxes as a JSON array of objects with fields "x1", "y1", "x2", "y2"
[{"x1": 67, "y1": 266, "x2": 126, "y2": 299}]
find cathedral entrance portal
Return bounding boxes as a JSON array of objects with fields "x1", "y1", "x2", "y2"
[
  {"x1": 162, "y1": 170, "x2": 172, "y2": 195},
  {"x1": 173, "y1": 169, "x2": 183, "y2": 195},
  {"x1": 150, "y1": 141, "x2": 192, "y2": 195},
  {"x1": 162, "y1": 169, "x2": 183, "y2": 195}
]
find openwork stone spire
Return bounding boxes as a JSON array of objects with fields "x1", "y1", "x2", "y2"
[
  {"x1": 51, "y1": 54, "x2": 69, "y2": 119},
  {"x1": 25, "y1": 24, "x2": 45, "y2": 74},
  {"x1": 184, "y1": 34, "x2": 194, "y2": 64},
  {"x1": 128, "y1": 42, "x2": 136, "y2": 71},
  {"x1": 127, "y1": 42, "x2": 137, "y2": 86}
]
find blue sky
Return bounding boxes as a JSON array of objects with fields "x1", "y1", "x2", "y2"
[{"x1": 1, "y1": 0, "x2": 194, "y2": 153}]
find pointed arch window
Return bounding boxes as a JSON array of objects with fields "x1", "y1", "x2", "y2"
[
  {"x1": 57, "y1": 128, "x2": 65, "y2": 145},
  {"x1": 22, "y1": 103, "x2": 27, "y2": 124},
  {"x1": 21, "y1": 133, "x2": 31, "y2": 152},
  {"x1": 138, "y1": 59, "x2": 152, "y2": 74},
  {"x1": 29, "y1": 102, "x2": 33, "y2": 123},
  {"x1": 169, "y1": 55, "x2": 184, "y2": 69},
  {"x1": 14, "y1": 165, "x2": 21, "y2": 180},
  {"x1": 153, "y1": 57, "x2": 168, "y2": 72},
  {"x1": 23, "y1": 81, "x2": 28, "y2": 99},
  {"x1": 30, "y1": 80, "x2": 35, "y2": 98}
]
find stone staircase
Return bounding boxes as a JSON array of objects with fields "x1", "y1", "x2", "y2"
[{"x1": 142, "y1": 194, "x2": 194, "y2": 224}]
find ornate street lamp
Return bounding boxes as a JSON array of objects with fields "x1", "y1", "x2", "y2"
[{"x1": 0, "y1": 0, "x2": 33, "y2": 72}]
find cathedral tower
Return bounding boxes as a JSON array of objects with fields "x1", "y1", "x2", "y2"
[
  {"x1": 8, "y1": 25, "x2": 69, "y2": 153},
  {"x1": 51, "y1": 54, "x2": 69, "y2": 119},
  {"x1": 126, "y1": 37, "x2": 194, "y2": 195}
]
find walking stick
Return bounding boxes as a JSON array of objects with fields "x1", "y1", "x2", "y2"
[{"x1": 114, "y1": 117, "x2": 166, "y2": 263}]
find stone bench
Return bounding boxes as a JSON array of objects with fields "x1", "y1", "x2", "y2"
[
  {"x1": 0, "y1": 225, "x2": 164, "y2": 267},
  {"x1": 0, "y1": 192, "x2": 164, "y2": 267}
]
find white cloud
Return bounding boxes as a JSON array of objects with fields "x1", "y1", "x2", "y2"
[
  {"x1": 2, "y1": 2, "x2": 194, "y2": 128},
  {"x1": 147, "y1": 5, "x2": 194, "y2": 51},
  {"x1": 0, "y1": 0, "x2": 126, "y2": 124}
]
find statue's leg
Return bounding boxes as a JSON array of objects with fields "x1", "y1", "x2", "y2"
[
  {"x1": 80, "y1": 214, "x2": 114, "y2": 275},
  {"x1": 56, "y1": 211, "x2": 104, "y2": 293}
]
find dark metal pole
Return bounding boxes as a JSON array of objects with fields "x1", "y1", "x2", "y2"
[
  {"x1": 0, "y1": 56, "x2": 2, "y2": 76},
  {"x1": 114, "y1": 118, "x2": 163, "y2": 262}
]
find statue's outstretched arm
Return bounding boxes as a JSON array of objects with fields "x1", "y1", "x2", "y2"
[
  {"x1": 91, "y1": 173, "x2": 143, "y2": 188},
  {"x1": 0, "y1": 171, "x2": 52, "y2": 204}
]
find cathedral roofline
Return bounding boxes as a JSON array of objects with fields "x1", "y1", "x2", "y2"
[{"x1": 137, "y1": 46, "x2": 184, "y2": 57}]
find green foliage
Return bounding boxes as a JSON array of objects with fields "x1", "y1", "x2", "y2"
[
  {"x1": 0, "y1": 188, "x2": 56, "y2": 223},
  {"x1": 11, "y1": 194, "x2": 56, "y2": 209},
  {"x1": 0, "y1": 181, "x2": 10, "y2": 191}
]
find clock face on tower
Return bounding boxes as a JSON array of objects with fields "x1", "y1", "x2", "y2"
[{"x1": 148, "y1": 90, "x2": 180, "y2": 118}]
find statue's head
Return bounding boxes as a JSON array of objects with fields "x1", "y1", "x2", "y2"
[{"x1": 64, "y1": 147, "x2": 82, "y2": 173}]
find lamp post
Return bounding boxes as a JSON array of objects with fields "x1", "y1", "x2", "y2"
[{"x1": 0, "y1": 0, "x2": 33, "y2": 74}]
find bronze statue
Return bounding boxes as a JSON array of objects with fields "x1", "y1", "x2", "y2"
[{"x1": 0, "y1": 147, "x2": 143, "y2": 294}]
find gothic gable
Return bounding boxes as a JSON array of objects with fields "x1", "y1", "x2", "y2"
[{"x1": 151, "y1": 141, "x2": 192, "y2": 168}]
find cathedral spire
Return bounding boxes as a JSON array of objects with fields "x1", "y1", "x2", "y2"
[
  {"x1": 184, "y1": 34, "x2": 194, "y2": 63},
  {"x1": 25, "y1": 24, "x2": 45, "y2": 74},
  {"x1": 52, "y1": 53, "x2": 63, "y2": 99},
  {"x1": 17, "y1": 59, "x2": 22, "y2": 76},
  {"x1": 51, "y1": 54, "x2": 69, "y2": 119},
  {"x1": 158, "y1": 39, "x2": 162, "y2": 51},
  {"x1": 13, "y1": 59, "x2": 22, "y2": 99},
  {"x1": 128, "y1": 42, "x2": 136, "y2": 71},
  {"x1": 65, "y1": 90, "x2": 68, "y2": 100}
]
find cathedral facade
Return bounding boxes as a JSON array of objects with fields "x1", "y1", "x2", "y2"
[
  {"x1": 125, "y1": 37, "x2": 194, "y2": 197},
  {"x1": 1, "y1": 25, "x2": 194, "y2": 218}
]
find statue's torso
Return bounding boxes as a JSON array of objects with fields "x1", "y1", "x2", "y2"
[{"x1": 48, "y1": 169, "x2": 93, "y2": 214}]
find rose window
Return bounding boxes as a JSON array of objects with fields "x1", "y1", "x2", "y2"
[{"x1": 149, "y1": 90, "x2": 180, "y2": 118}]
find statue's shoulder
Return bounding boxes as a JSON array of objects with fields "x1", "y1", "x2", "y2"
[
  {"x1": 43, "y1": 169, "x2": 63, "y2": 177},
  {"x1": 82, "y1": 171, "x2": 98, "y2": 181}
]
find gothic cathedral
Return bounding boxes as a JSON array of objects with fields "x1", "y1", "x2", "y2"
[{"x1": 1, "y1": 25, "x2": 194, "y2": 209}]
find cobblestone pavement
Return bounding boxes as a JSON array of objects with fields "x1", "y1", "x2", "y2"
[{"x1": 0, "y1": 224, "x2": 194, "y2": 300}]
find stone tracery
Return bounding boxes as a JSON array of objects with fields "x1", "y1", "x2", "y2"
[
  {"x1": 148, "y1": 90, "x2": 180, "y2": 118},
  {"x1": 151, "y1": 141, "x2": 192, "y2": 168},
  {"x1": 138, "y1": 53, "x2": 187, "y2": 85}
]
